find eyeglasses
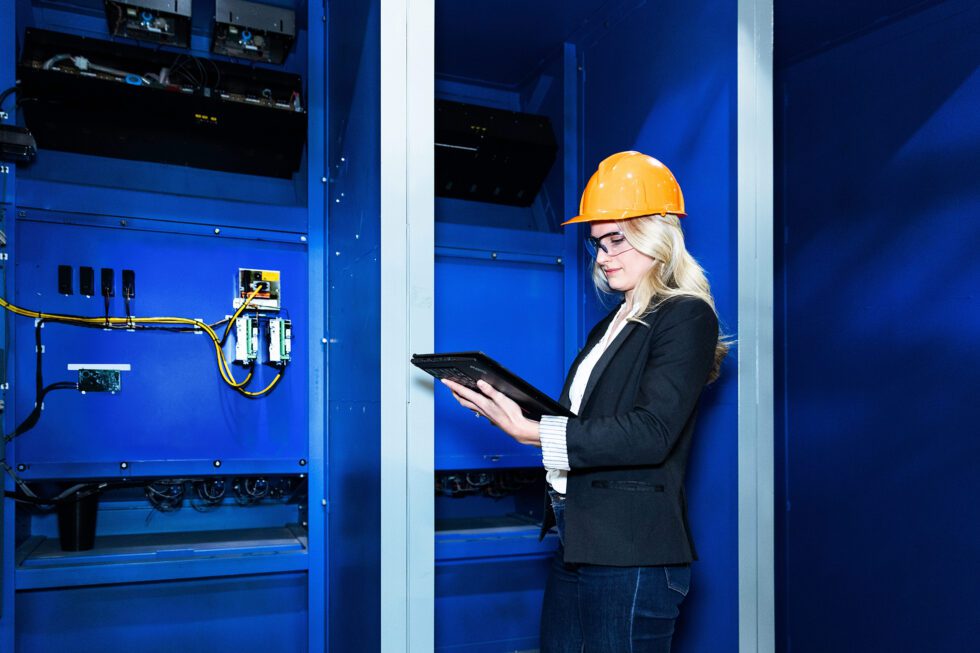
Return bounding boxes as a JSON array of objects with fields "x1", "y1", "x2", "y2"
[{"x1": 585, "y1": 231, "x2": 634, "y2": 258}]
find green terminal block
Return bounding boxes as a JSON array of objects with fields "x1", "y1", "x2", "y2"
[
  {"x1": 235, "y1": 316, "x2": 259, "y2": 363},
  {"x1": 269, "y1": 318, "x2": 291, "y2": 364}
]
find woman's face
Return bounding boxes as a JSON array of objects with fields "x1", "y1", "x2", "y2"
[{"x1": 590, "y1": 221, "x2": 658, "y2": 297}]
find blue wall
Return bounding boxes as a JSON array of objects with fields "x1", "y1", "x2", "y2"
[
  {"x1": 776, "y1": 1, "x2": 980, "y2": 650},
  {"x1": 578, "y1": 1, "x2": 739, "y2": 651}
]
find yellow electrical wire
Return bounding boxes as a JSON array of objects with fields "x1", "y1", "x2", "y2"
[
  {"x1": 236, "y1": 372, "x2": 284, "y2": 397},
  {"x1": 0, "y1": 286, "x2": 281, "y2": 396}
]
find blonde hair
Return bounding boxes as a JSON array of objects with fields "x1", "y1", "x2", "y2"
[{"x1": 590, "y1": 214, "x2": 730, "y2": 382}]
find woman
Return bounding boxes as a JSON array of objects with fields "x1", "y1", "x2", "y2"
[{"x1": 443, "y1": 151, "x2": 728, "y2": 652}]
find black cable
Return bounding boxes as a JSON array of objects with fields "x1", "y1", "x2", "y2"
[
  {"x1": 206, "y1": 58, "x2": 221, "y2": 91},
  {"x1": 5, "y1": 381, "x2": 79, "y2": 441},
  {"x1": 34, "y1": 319, "x2": 44, "y2": 396},
  {"x1": 0, "y1": 82, "x2": 17, "y2": 112},
  {"x1": 4, "y1": 482, "x2": 104, "y2": 506},
  {"x1": 193, "y1": 56, "x2": 208, "y2": 88},
  {"x1": 145, "y1": 480, "x2": 185, "y2": 512}
]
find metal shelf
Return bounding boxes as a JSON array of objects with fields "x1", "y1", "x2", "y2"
[
  {"x1": 16, "y1": 525, "x2": 308, "y2": 590},
  {"x1": 435, "y1": 517, "x2": 557, "y2": 562}
]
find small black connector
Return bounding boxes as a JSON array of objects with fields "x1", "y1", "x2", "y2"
[
  {"x1": 122, "y1": 269, "x2": 135, "y2": 299},
  {"x1": 101, "y1": 268, "x2": 114, "y2": 297},
  {"x1": 58, "y1": 265, "x2": 73, "y2": 295},
  {"x1": 79, "y1": 266, "x2": 95, "y2": 296}
]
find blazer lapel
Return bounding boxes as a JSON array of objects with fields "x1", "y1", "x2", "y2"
[
  {"x1": 578, "y1": 319, "x2": 641, "y2": 413},
  {"x1": 558, "y1": 307, "x2": 619, "y2": 410}
]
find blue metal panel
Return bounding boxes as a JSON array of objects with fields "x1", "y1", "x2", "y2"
[
  {"x1": 303, "y1": 0, "x2": 327, "y2": 648},
  {"x1": 16, "y1": 572, "x2": 308, "y2": 652},
  {"x1": 775, "y1": 2, "x2": 980, "y2": 651},
  {"x1": 435, "y1": 250, "x2": 565, "y2": 470},
  {"x1": 12, "y1": 215, "x2": 309, "y2": 478},
  {"x1": 17, "y1": 154, "x2": 307, "y2": 231},
  {"x1": 435, "y1": 528, "x2": 558, "y2": 652},
  {"x1": 2, "y1": 0, "x2": 21, "y2": 639},
  {"x1": 326, "y1": 0, "x2": 381, "y2": 650},
  {"x1": 577, "y1": 2, "x2": 740, "y2": 652},
  {"x1": 435, "y1": 0, "x2": 609, "y2": 88}
]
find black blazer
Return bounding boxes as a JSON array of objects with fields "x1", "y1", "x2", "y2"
[{"x1": 540, "y1": 295, "x2": 719, "y2": 567}]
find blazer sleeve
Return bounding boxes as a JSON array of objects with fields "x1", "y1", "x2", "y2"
[{"x1": 565, "y1": 297, "x2": 718, "y2": 469}]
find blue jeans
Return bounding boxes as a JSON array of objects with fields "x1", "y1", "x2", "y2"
[{"x1": 542, "y1": 491, "x2": 691, "y2": 652}]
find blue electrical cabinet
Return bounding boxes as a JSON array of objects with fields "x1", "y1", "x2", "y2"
[
  {"x1": 0, "y1": 0, "x2": 370, "y2": 649},
  {"x1": 432, "y1": 1, "x2": 739, "y2": 651}
]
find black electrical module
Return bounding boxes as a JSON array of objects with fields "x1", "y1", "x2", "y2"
[
  {"x1": 0, "y1": 124, "x2": 38, "y2": 164},
  {"x1": 104, "y1": 0, "x2": 193, "y2": 48},
  {"x1": 18, "y1": 28, "x2": 307, "y2": 178},
  {"x1": 58, "y1": 265, "x2": 73, "y2": 295},
  {"x1": 79, "y1": 266, "x2": 95, "y2": 296},
  {"x1": 122, "y1": 269, "x2": 136, "y2": 299},
  {"x1": 435, "y1": 100, "x2": 558, "y2": 207},
  {"x1": 101, "y1": 268, "x2": 115, "y2": 297},
  {"x1": 212, "y1": 0, "x2": 296, "y2": 64}
]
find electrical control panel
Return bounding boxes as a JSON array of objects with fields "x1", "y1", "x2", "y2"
[
  {"x1": 104, "y1": 0, "x2": 193, "y2": 48},
  {"x1": 212, "y1": 0, "x2": 296, "y2": 64},
  {"x1": 18, "y1": 28, "x2": 307, "y2": 178},
  {"x1": 234, "y1": 268, "x2": 281, "y2": 311}
]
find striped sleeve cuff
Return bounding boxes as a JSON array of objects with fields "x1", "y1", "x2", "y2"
[{"x1": 539, "y1": 415, "x2": 570, "y2": 471}]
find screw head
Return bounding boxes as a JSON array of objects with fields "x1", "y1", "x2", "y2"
[
  {"x1": 16, "y1": 464, "x2": 26, "y2": 472},
  {"x1": 491, "y1": 252, "x2": 498, "y2": 259},
  {"x1": 557, "y1": 257, "x2": 563, "y2": 264},
  {"x1": 300, "y1": 235, "x2": 307, "y2": 242},
  {"x1": 120, "y1": 219, "x2": 127, "y2": 227},
  {"x1": 213, "y1": 228, "x2": 221, "y2": 235},
  {"x1": 299, "y1": 459, "x2": 307, "y2": 467},
  {"x1": 120, "y1": 461, "x2": 129, "y2": 470},
  {"x1": 213, "y1": 460, "x2": 222, "y2": 468}
]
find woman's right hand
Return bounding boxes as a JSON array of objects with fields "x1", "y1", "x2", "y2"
[{"x1": 442, "y1": 379, "x2": 541, "y2": 447}]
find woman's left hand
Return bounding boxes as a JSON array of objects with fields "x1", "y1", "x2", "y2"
[{"x1": 442, "y1": 379, "x2": 541, "y2": 447}]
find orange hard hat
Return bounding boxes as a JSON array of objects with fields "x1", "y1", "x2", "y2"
[{"x1": 562, "y1": 151, "x2": 686, "y2": 226}]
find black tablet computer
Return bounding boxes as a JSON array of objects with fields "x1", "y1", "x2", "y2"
[{"x1": 411, "y1": 351, "x2": 574, "y2": 421}]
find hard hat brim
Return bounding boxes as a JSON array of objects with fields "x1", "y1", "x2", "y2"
[{"x1": 561, "y1": 208, "x2": 687, "y2": 226}]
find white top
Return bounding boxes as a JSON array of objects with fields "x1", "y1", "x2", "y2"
[{"x1": 539, "y1": 301, "x2": 641, "y2": 494}]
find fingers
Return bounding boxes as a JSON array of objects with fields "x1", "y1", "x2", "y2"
[
  {"x1": 450, "y1": 391, "x2": 480, "y2": 413},
  {"x1": 476, "y1": 379, "x2": 499, "y2": 398},
  {"x1": 442, "y1": 379, "x2": 484, "y2": 405},
  {"x1": 442, "y1": 380, "x2": 492, "y2": 414}
]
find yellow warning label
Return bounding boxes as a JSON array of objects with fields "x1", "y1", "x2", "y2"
[{"x1": 261, "y1": 270, "x2": 280, "y2": 281}]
